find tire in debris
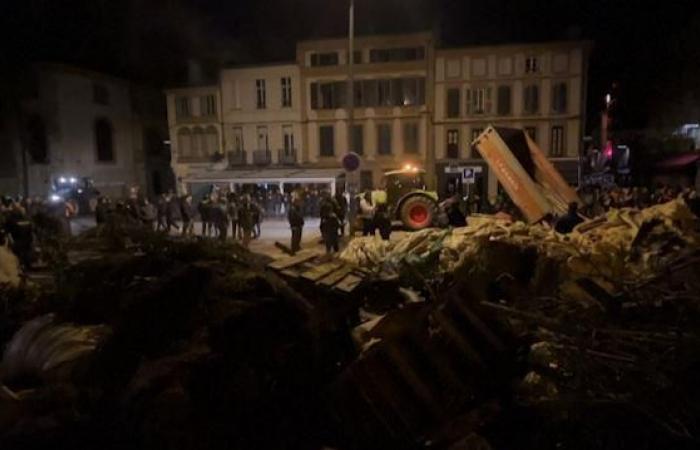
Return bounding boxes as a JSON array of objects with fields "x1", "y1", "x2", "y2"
[{"x1": 400, "y1": 194, "x2": 436, "y2": 230}]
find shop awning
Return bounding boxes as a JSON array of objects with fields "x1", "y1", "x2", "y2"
[
  {"x1": 183, "y1": 168, "x2": 345, "y2": 185},
  {"x1": 656, "y1": 153, "x2": 700, "y2": 169}
]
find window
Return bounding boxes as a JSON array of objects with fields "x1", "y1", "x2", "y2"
[
  {"x1": 204, "y1": 126, "x2": 219, "y2": 155},
  {"x1": 175, "y1": 97, "x2": 191, "y2": 119},
  {"x1": 497, "y1": 85, "x2": 512, "y2": 115},
  {"x1": 552, "y1": 82, "x2": 568, "y2": 114},
  {"x1": 312, "y1": 82, "x2": 346, "y2": 110},
  {"x1": 446, "y1": 88, "x2": 460, "y2": 118},
  {"x1": 403, "y1": 122, "x2": 419, "y2": 154},
  {"x1": 471, "y1": 127, "x2": 484, "y2": 159},
  {"x1": 550, "y1": 126, "x2": 565, "y2": 156},
  {"x1": 200, "y1": 95, "x2": 217, "y2": 116},
  {"x1": 93, "y1": 83, "x2": 109, "y2": 105},
  {"x1": 399, "y1": 78, "x2": 422, "y2": 106},
  {"x1": 26, "y1": 115, "x2": 49, "y2": 163},
  {"x1": 524, "y1": 126, "x2": 537, "y2": 143},
  {"x1": 523, "y1": 85, "x2": 540, "y2": 114},
  {"x1": 191, "y1": 127, "x2": 204, "y2": 157},
  {"x1": 232, "y1": 127, "x2": 244, "y2": 152},
  {"x1": 256, "y1": 79, "x2": 266, "y2": 109},
  {"x1": 319, "y1": 125, "x2": 335, "y2": 156},
  {"x1": 257, "y1": 126, "x2": 269, "y2": 150},
  {"x1": 369, "y1": 47, "x2": 425, "y2": 63},
  {"x1": 447, "y1": 129, "x2": 459, "y2": 159},
  {"x1": 352, "y1": 124, "x2": 364, "y2": 155},
  {"x1": 361, "y1": 80, "x2": 377, "y2": 106},
  {"x1": 466, "y1": 87, "x2": 493, "y2": 115},
  {"x1": 310, "y1": 52, "x2": 339, "y2": 67},
  {"x1": 281, "y1": 77, "x2": 292, "y2": 107},
  {"x1": 525, "y1": 56, "x2": 539, "y2": 74},
  {"x1": 95, "y1": 118, "x2": 114, "y2": 162},
  {"x1": 377, "y1": 123, "x2": 392, "y2": 155},
  {"x1": 283, "y1": 125, "x2": 295, "y2": 153},
  {"x1": 377, "y1": 79, "x2": 392, "y2": 107},
  {"x1": 177, "y1": 128, "x2": 192, "y2": 158}
]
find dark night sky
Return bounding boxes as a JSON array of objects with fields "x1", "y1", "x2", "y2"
[{"x1": 2, "y1": 0, "x2": 700, "y2": 131}]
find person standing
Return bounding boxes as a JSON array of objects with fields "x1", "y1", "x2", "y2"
[
  {"x1": 166, "y1": 193, "x2": 181, "y2": 233},
  {"x1": 320, "y1": 211, "x2": 341, "y2": 254},
  {"x1": 359, "y1": 191, "x2": 375, "y2": 236},
  {"x1": 238, "y1": 195, "x2": 256, "y2": 248},
  {"x1": 156, "y1": 194, "x2": 168, "y2": 231},
  {"x1": 251, "y1": 199, "x2": 263, "y2": 239},
  {"x1": 209, "y1": 198, "x2": 229, "y2": 240},
  {"x1": 288, "y1": 197, "x2": 305, "y2": 254},
  {"x1": 140, "y1": 198, "x2": 157, "y2": 230},
  {"x1": 227, "y1": 193, "x2": 239, "y2": 240},
  {"x1": 334, "y1": 191, "x2": 348, "y2": 236},
  {"x1": 180, "y1": 194, "x2": 196, "y2": 236},
  {"x1": 374, "y1": 203, "x2": 392, "y2": 241},
  {"x1": 198, "y1": 195, "x2": 211, "y2": 237}
]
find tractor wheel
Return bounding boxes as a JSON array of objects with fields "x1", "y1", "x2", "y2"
[{"x1": 399, "y1": 195, "x2": 436, "y2": 230}]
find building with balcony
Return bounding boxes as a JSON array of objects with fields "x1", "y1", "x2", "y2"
[
  {"x1": 298, "y1": 32, "x2": 435, "y2": 191},
  {"x1": 165, "y1": 33, "x2": 590, "y2": 201},
  {"x1": 433, "y1": 41, "x2": 591, "y2": 199},
  {"x1": 0, "y1": 64, "x2": 173, "y2": 198}
]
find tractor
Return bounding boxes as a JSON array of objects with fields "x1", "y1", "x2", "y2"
[{"x1": 372, "y1": 166, "x2": 438, "y2": 230}]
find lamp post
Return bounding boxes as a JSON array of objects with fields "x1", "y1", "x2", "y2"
[{"x1": 345, "y1": 0, "x2": 358, "y2": 232}]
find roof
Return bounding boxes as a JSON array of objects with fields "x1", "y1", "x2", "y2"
[
  {"x1": 184, "y1": 168, "x2": 345, "y2": 184},
  {"x1": 656, "y1": 153, "x2": 700, "y2": 169}
]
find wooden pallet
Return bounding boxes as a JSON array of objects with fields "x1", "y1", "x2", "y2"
[{"x1": 267, "y1": 252, "x2": 369, "y2": 294}]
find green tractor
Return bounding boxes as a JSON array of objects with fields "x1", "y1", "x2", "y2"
[{"x1": 372, "y1": 166, "x2": 439, "y2": 230}]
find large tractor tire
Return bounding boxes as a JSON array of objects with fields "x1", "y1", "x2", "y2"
[{"x1": 399, "y1": 195, "x2": 436, "y2": 230}]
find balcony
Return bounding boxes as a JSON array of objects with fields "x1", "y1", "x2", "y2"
[
  {"x1": 228, "y1": 150, "x2": 247, "y2": 167},
  {"x1": 253, "y1": 149, "x2": 272, "y2": 166},
  {"x1": 278, "y1": 148, "x2": 298, "y2": 165}
]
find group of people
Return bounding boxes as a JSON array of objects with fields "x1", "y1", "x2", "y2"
[
  {"x1": 94, "y1": 191, "x2": 265, "y2": 247},
  {"x1": 286, "y1": 190, "x2": 349, "y2": 255},
  {"x1": 358, "y1": 191, "x2": 393, "y2": 240},
  {"x1": 578, "y1": 184, "x2": 698, "y2": 216}
]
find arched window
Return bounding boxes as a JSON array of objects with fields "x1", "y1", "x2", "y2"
[
  {"x1": 205, "y1": 126, "x2": 219, "y2": 156},
  {"x1": 177, "y1": 128, "x2": 192, "y2": 158},
  {"x1": 95, "y1": 118, "x2": 114, "y2": 162},
  {"x1": 26, "y1": 115, "x2": 49, "y2": 163},
  {"x1": 192, "y1": 127, "x2": 204, "y2": 158}
]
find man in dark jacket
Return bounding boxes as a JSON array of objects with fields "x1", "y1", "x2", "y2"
[
  {"x1": 373, "y1": 203, "x2": 392, "y2": 241},
  {"x1": 555, "y1": 202, "x2": 583, "y2": 234},
  {"x1": 210, "y1": 198, "x2": 229, "y2": 240},
  {"x1": 320, "y1": 212, "x2": 341, "y2": 254},
  {"x1": 334, "y1": 191, "x2": 348, "y2": 236},
  {"x1": 287, "y1": 197, "x2": 304, "y2": 254},
  {"x1": 180, "y1": 194, "x2": 196, "y2": 236},
  {"x1": 238, "y1": 195, "x2": 256, "y2": 247},
  {"x1": 156, "y1": 194, "x2": 168, "y2": 231},
  {"x1": 166, "y1": 193, "x2": 181, "y2": 233},
  {"x1": 198, "y1": 196, "x2": 212, "y2": 237}
]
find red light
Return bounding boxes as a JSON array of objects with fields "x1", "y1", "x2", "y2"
[{"x1": 604, "y1": 141, "x2": 614, "y2": 158}]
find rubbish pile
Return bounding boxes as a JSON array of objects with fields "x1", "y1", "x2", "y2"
[{"x1": 1, "y1": 200, "x2": 699, "y2": 450}]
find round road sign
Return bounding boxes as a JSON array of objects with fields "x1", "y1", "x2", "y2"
[{"x1": 342, "y1": 152, "x2": 361, "y2": 172}]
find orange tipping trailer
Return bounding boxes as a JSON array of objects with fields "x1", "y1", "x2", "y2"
[{"x1": 472, "y1": 126, "x2": 581, "y2": 223}]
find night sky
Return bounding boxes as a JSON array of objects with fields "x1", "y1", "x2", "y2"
[{"x1": 2, "y1": 0, "x2": 700, "y2": 131}]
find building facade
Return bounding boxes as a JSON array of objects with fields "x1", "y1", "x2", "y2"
[
  {"x1": 0, "y1": 64, "x2": 173, "y2": 198},
  {"x1": 433, "y1": 42, "x2": 589, "y2": 198},
  {"x1": 165, "y1": 34, "x2": 590, "y2": 201}
]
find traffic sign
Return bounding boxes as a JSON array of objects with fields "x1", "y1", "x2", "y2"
[
  {"x1": 463, "y1": 167, "x2": 476, "y2": 183},
  {"x1": 342, "y1": 152, "x2": 361, "y2": 172}
]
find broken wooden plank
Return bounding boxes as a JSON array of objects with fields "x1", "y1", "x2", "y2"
[
  {"x1": 334, "y1": 273, "x2": 364, "y2": 293},
  {"x1": 301, "y1": 261, "x2": 345, "y2": 282},
  {"x1": 267, "y1": 250, "x2": 318, "y2": 270},
  {"x1": 318, "y1": 265, "x2": 355, "y2": 287}
]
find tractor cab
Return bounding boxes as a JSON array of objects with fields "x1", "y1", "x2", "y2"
[{"x1": 378, "y1": 165, "x2": 438, "y2": 230}]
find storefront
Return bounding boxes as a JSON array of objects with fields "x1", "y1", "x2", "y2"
[{"x1": 182, "y1": 168, "x2": 346, "y2": 202}]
